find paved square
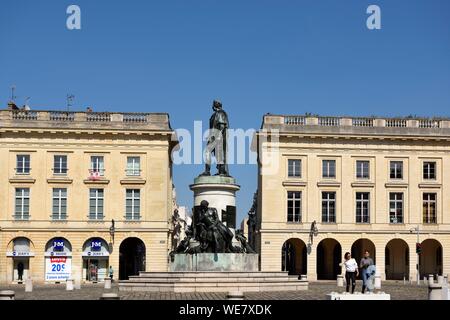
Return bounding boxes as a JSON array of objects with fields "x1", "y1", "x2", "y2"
[{"x1": 0, "y1": 281, "x2": 428, "y2": 300}]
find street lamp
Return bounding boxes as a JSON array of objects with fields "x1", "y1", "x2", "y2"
[
  {"x1": 410, "y1": 225, "x2": 420, "y2": 285},
  {"x1": 307, "y1": 221, "x2": 319, "y2": 254},
  {"x1": 109, "y1": 219, "x2": 115, "y2": 245}
]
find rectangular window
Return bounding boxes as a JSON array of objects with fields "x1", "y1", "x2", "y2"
[
  {"x1": 15, "y1": 188, "x2": 30, "y2": 220},
  {"x1": 322, "y1": 160, "x2": 336, "y2": 179},
  {"x1": 321, "y1": 192, "x2": 336, "y2": 223},
  {"x1": 287, "y1": 159, "x2": 301, "y2": 178},
  {"x1": 390, "y1": 161, "x2": 403, "y2": 179},
  {"x1": 287, "y1": 191, "x2": 301, "y2": 222},
  {"x1": 126, "y1": 157, "x2": 141, "y2": 176},
  {"x1": 126, "y1": 189, "x2": 140, "y2": 220},
  {"x1": 389, "y1": 193, "x2": 403, "y2": 224},
  {"x1": 52, "y1": 188, "x2": 67, "y2": 220},
  {"x1": 53, "y1": 155, "x2": 68, "y2": 175},
  {"x1": 16, "y1": 155, "x2": 30, "y2": 174},
  {"x1": 423, "y1": 162, "x2": 436, "y2": 180},
  {"x1": 89, "y1": 189, "x2": 104, "y2": 220},
  {"x1": 355, "y1": 192, "x2": 370, "y2": 223},
  {"x1": 90, "y1": 156, "x2": 105, "y2": 176},
  {"x1": 423, "y1": 193, "x2": 437, "y2": 224},
  {"x1": 356, "y1": 161, "x2": 370, "y2": 179}
]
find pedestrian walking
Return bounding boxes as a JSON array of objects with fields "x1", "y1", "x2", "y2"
[
  {"x1": 343, "y1": 252, "x2": 358, "y2": 293},
  {"x1": 359, "y1": 250, "x2": 374, "y2": 293}
]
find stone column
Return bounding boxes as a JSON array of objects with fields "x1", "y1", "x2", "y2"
[
  {"x1": 409, "y1": 241, "x2": 419, "y2": 284},
  {"x1": 306, "y1": 243, "x2": 317, "y2": 281}
]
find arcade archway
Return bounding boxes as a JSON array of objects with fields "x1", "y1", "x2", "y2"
[
  {"x1": 119, "y1": 237, "x2": 146, "y2": 280},
  {"x1": 351, "y1": 238, "x2": 376, "y2": 278},
  {"x1": 419, "y1": 239, "x2": 442, "y2": 277},
  {"x1": 385, "y1": 239, "x2": 409, "y2": 280},
  {"x1": 281, "y1": 238, "x2": 307, "y2": 275},
  {"x1": 317, "y1": 238, "x2": 342, "y2": 280}
]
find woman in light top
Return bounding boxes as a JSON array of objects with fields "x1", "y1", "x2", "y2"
[{"x1": 343, "y1": 252, "x2": 359, "y2": 293}]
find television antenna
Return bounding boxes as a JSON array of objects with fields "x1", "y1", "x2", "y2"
[
  {"x1": 66, "y1": 94, "x2": 75, "y2": 111},
  {"x1": 10, "y1": 85, "x2": 17, "y2": 102}
]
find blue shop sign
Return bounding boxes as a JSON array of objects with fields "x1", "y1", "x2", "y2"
[
  {"x1": 91, "y1": 239, "x2": 103, "y2": 251},
  {"x1": 53, "y1": 238, "x2": 65, "y2": 252}
]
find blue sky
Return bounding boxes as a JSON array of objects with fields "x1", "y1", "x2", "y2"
[{"x1": 1, "y1": 0, "x2": 450, "y2": 225}]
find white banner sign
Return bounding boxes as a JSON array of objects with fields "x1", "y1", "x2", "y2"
[
  {"x1": 45, "y1": 257, "x2": 72, "y2": 281},
  {"x1": 6, "y1": 251, "x2": 35, "y2": 257},
  {"x1": 82, "y1": 251, "x2": 109, "y2": 257}
]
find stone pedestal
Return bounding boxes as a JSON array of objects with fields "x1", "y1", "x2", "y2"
[
  {"x1": 170, "y1": 253, "x2": 258, "y2": 272},
  {"x1": 104, "y1": 278, "x2": 112, "y2": 289},
  {"x1": 429, "y1": 283, "x2": 443, "y2": 300},
  {"x1": 66, "y1": 279, "x2": 74, "y2": 291},
  {"x1": 374, "y1": 274, "x2": 381, "y2": 289},
  {"x1": 190, "y1": 175, "x2": 240, "y2": 227},
  {"x1": 327, "y1": 292, "x2": 390, "y2": 300},
  {"x1": 337, "y1": 275, "x2": 344, "y2": 287},
  {"x1": 74, "y1": 278, "x2": 81, "y2": 290},
  {"x1": 25, "y1": 279, "x2": 33, "y2": 292}
]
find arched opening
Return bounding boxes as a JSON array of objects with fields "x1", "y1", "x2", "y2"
[
  {"x1": 351, "y1": 238, "x2": 376, "y2": 279},
  {"x1": 281, "y1": 238, "x2": 307, "y2": 275},
  {"x1": 317, "y1": 238, "x2": 342, "y2": 280},
  {"x1": 82, "y1": 237, "x2": 110, "y2": 282},
  {"x1": 7, "y1": 237, "x2": 35, "y2": 282},
  {"x1": 119, "y1": 237, "x2": 146, "y2": 280},
  {"x1": 420, "y1": 239, "x2": 443, "y2": 278},
  {"x1": 385, "y1": 239, "x2": 409, "y2": 280},
  {"x1": 44, "y1": 237, "x2": 72, "y2": 282}
]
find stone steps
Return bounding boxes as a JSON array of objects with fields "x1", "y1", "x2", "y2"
[
  {"x1": 137, "y1": 271, "x2": 289, "y2": 277},
  {"x1": 125, "y1": 276, "x2": 300, "y2": 283},
  {"x1": 119, "y1": 271, "x2": 308, "y2": 293}
]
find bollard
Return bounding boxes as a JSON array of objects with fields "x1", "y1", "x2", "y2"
[
  {"x1": 428, "y1": 274, "x2": 434, "y2": 284},
  {"x1": 25, "y1": 278, "x2": 33, "y2": 292},
  {"x1": 429, "y1": 283, "x2": 443, "y2": 300},
  {"x1": 100, "y1": 293, "x2": 120, "y2": 300},
  {"x1": 227, "y1": 291, "x2": 244, "y2": 300},
  {"x1": 423, "y1": 277, "x2": 428, "y2": 285},
  {"x1": 337, "y1": 275, "x2": 344, "y2": 287},
  {"x1": 374, "y1": 274, "x2": 381, "y2": 289},
  {"x1": 300, "y1": 275, "x2": 307, "y2": 281},
  {"x1": 104, "y1": 278, "x2": 112, "y2": 289},
  {"x1": 437, "y1": 275, "x2": 444, "y2": 285},
  {"x1": 0, "y1": 290, "x2": 15, "y2": 300},
  {"x1": 74, "y1": 278, "x2": 81, "y2": 290},
  {"x1": 66, "y1": 279, "x2": 74, "y2": 291},
  {"x1": 444, "y1": 275, "x2": 449, "y2": 285}
]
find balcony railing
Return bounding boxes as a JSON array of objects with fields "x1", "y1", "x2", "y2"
[
  {"x1": 284, "y1": 116, "x2": 305, "y2": 125},
  {"x1": 318, "y1": 117, "x2": 340, "y2": 126},
  {"x1": 86, "y1": 112, "x2": 111, "y2": 122},
  {"x1": 1, "y1": 110, "x2": 171, "y2": 131},
  {"x1": 386, "y1": 119, "x2": 407, "y2": 128},
  {"x1": 50, "y1": 111, "x2": 75, "y2": 122},
  {"x1": 352, "y1": 118, "x2": 374, "y2": 127},
  {"x1": 12, "y1": 110, "x2": 38, "y2": 120},
  {"x1": 123, "y1": 113, "x2": 148, "y2": 123},
  {"x1": 419, "y1": 119, "x2": 440, "y2": 128},
  {"x1": 271, "y1": 115, "x2": 450, "y2": 130}
]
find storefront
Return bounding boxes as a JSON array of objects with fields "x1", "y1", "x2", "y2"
[
  {"x1": 82, "y1": 238, "x2": 110, "y2": 282},
  {"x1": 45, "y1": 237, "x2": 72, "y2": 282},
  {"x1": 6, "y1": 237, "x2": 34, "y2": 282}
]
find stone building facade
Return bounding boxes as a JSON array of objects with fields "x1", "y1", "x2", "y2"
[
  {"x1": 254, "y1": 114, "x2": 450, "y2": 281},
  {"x1": 0, "y1": 108, "x2": 177, "y2": 284}
]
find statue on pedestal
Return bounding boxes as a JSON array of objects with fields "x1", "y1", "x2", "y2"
[
  {"x1": 200, "y1": 100, "x2": 230, "y2": 177},
  {"x1": 196, "y1": 200, "x2": 235, "y2": 253}
]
